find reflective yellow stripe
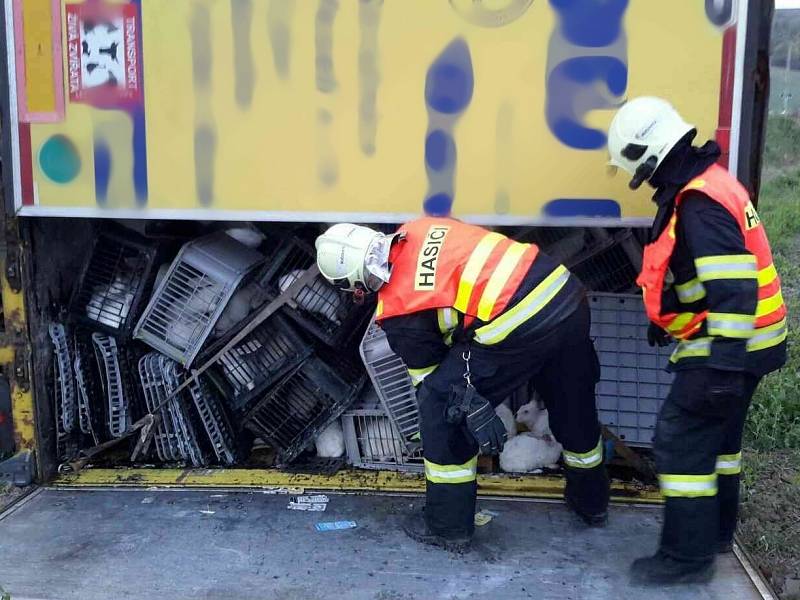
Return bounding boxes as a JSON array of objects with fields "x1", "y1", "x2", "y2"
[
  {"x1": 670, "y1": 337, "x2": 712, "y2": 362},
  {"x1": 562, "y1": 437, "x2": 603, "y2": 469},
  {"x1": 716, "y1": 452, "x2": 742, "y2": 475},
  {"x1": 477, "y1": 242, "x2": 529, "y2": 321},
  {"x1": 747, "y1": 318, "x2": 788, "y2": 352},
  {"x1": 671, "y1": 319, "x2": 788, "y2": 362},
  {"x1": 454, "y1": 233, "x2": 505, "y2": 313},
  {"x1": 659, "y1": 473, "x2": 717, "y2": 498},
  {"x1": 376, "y1": 300, "x2": 384, "y2": 317},
  {"x1": 474, "y1": 265, "x2": 570, "y2": 345},
  {"x1": 756, "y1": 290, "x2": 785, "y2": 318},
  {"x1": 695, "y1": 254, "x2": 757, "y2": 282},
  {"x1": 437, "y1": 308, "x2": 458, "y2": 346},
  {"x1": 665, "y1": 312, "x2": 701, "y2": 335},
  {"x1": 706, "y1": 312, "x2": 755, "y2": 339},
  {"x1": 424, "y1": 455, "x2": 478, "y2": 484},
  {"x1": 674, "y1": 278, "x2": 706, "y2": 304},
  {"x1": 758, "y1": 264, "x2": 778, "y2": 287},
  {"x1": 408, "y1": 365, "x2": 438, "y2": 386}
]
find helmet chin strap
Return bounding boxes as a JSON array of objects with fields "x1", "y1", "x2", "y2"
[{"x1": 629, "y1": 156, "x2": 659, "y2": 190}]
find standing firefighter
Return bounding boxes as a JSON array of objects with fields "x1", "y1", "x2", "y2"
[
  {"x1": 608, "y1": 97, "x2": 787, "y2": 584},
  {"x1": 316, "y1": 220, "x2": 610, "y2": 551}
]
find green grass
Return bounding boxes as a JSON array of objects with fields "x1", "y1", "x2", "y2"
[
  {"x1": 739, "y1": 117, "x2": 800, "y2": 598},
  {"x1": 765, "y1": 117, "x2": 800, "y2": 172},
  {"x1": 743, "y1": 155, "x2": 800, "y2": 450}
]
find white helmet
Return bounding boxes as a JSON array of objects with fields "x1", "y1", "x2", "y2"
[
  {"x1": 608, "y1": 96, "x2": 696, "y2": 189},
  {"x1": 315, "y1": 223, "x2": 394, "y2": 293}
]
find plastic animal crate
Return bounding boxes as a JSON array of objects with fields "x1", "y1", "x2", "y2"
[
  {"x1": 70, "y1": 229, "x2": 160, "y2": 338},
  {"x1": 359, "y1": 319, "x2": 420, "y2": 449},
  {"x1": 202, "y1": 313, "x2": 312, "y2": 414},
  {"x1": 341, "y1": 395, "x2": 424, "y2": 473},
  {"x1": 49, "y1": 324, "x2": 78, "y2": 460},
  {"x1": 134, "y1": 232, "x2": 264, "y2": 366},
  {"x1": 243, "y1": 353, "x2": 365, "y2": 465},
  {"x1": 91, "y1": 333, "x2": 133, "y2": 439},
  {"x1": 73, "y1": 332, "x2": 102, "y2": 442},
  {"x1": 138, "y1": 353, "x2": 205, "y2": 466},
  {"x1": 48, "y1": 324, "x2": 76, "y2": 435},
  {"x1": 569, "y1": 230, "x2": 641, "y2": 293},
  {"x1": 254, "y1": 235, "x2": 374, "y2": 348},
  {"x1": 589, "y1": 293, "x2": 674, "y2": 447},
  {"x1": 187, "y1": 375, "x2": 237, "y2": 465}
]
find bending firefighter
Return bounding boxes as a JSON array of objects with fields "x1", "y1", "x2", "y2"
[
  {"x1": 316, "y1": 219, "x2": 609, "y2": 550},
  {"x1": 608, "y1": 97, "x2": 787, "y2": 584}
]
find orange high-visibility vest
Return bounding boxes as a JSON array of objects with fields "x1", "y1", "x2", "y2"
[
  {"x1": 637, "y1": 164, "x2": 785, "y2": 340},
  {"x1": 376, "y1": 217, "x2": 539, "y2": 327}
]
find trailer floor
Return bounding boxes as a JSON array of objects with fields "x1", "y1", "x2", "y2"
[{"x1": 0, "y1": 488, "x2": 764, "y2": 600}]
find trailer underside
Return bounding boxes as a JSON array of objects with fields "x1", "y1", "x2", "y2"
[{"x1": 0, "y1": 486, "x2": 768, "y2": 600}]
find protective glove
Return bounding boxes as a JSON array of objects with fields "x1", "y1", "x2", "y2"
[
  {"x1": 647, "y1": 323, "x2": 671, "y2": 347},
  {"x1": 445, "y1": 385, "x2": 507, "y2": 455}
]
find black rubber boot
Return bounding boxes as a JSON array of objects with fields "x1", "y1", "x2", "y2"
[
  {"x1": 402, "y1": 512, "x2": 472, "y2": 553},
  {"x1": 630, "y1": 550, "x2": 715, "y2": 585},
  {"x1": 564, "y1": 490, "x2": 608, "y2": 527},
  {"x1": 718, "y1": 473, "x2": 740, "y2": 555},
  {"x1": 564, "y1": 465, "x2": 609, "y2": 527}
]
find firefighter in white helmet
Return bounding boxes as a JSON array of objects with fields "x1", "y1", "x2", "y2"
[
  {"x1": 608, "y1": 97, "x2": 787, "y2": 584},
  {"x1": 317, "y1": 219, "x2": 609, "y2": 551}
]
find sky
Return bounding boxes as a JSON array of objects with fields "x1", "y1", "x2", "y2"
[{"x1": 777, "y1": 0, "x2": 800, "y2": 9}]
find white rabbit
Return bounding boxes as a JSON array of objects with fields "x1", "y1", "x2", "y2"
[
  {"x1": 494, "y1": 403, "x2": 517, "y2": 439},
  {"x1": 214, "y1": 283, "x2": 265, "y2": 336},
  {"x1": 279, "y1": 270, "x2": 341, "y2": 324},
  {"x1": 515, "y1": 400, "x2": 554, "y2": 438},
  {"x1": 499, "y1": 433, "x2": 563, "y2": 473},
  {"x1": 315, "y1": 421, "x2": 345, "y2": 458}
]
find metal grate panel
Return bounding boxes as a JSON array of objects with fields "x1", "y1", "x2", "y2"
[
  {"x1": 243, "y1": 355, "x2": 364, "y2": 465},
  {"x1": 134, "y1": 232, "x2": 264, "y2": 366},
  {"x1": 341, "y1": 399, "x2": 423, "y2": 473},
  {"x1": 71, "y1": 230, "x2": 159, "y2": 337},
  {"x1": 203, "y1": 314, "x2": 312, "y2": 414},
  {"x1": 254, "y1": 235, "x2": 374, "y2": 348},
  {"x1": 359, "y1": 319, "x2": 420, "y2": 449},
  {"x1": 589, "y1": 293, "x2": 674, "y2": 447},
  {"x1": 91, "y1": 333, "x2": 131, "y2": 439},
  {"x1": 187, "y1": 376, "x2": 236, "y2": 465}
]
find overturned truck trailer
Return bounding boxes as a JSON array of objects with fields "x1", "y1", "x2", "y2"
[{"x1": 0, "y1": 1, "x2": 778, "y2": 598}]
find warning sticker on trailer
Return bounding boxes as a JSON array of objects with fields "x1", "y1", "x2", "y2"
[{"x1": 65, "y1": 2, "x2": 143, "y2": 106}]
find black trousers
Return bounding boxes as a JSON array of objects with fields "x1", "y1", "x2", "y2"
[
  {"x1": 419, "y1": 300, "x2": 609, "y2": 536},
  {"x1": 654, "y1": 368, "x2": 760, "y2": 561}
]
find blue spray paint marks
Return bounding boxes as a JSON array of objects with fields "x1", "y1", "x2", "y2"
[
  {"x1": 423, "y1": 38, "x2": 473, "y2": 216},
  {"x1": 130, "y1": 106, "x2": 149, "y2": 205},
  {"x1": 545, "y1": 0, "x2": 629, "y2": 150},
  {"x1": 93, "y1": 138, "x2": 112, "y2": 205},
  {"x1": 315, "y1": 0, "x2": 339, "y2": 93},
  {"x1": 543, "y1": 198, "x2": 621, "y2": 218},
  {"x1": 425, "y1": 130, "x2": 455, "y2": 172},
  {"x1": 130, "y1": 0, "x2": 148, "y2": 205},
  {"x1": 268, "y1": 0, "x2": 295, "y2": 81},
  {"x1": 358, "y1": 0, "x2": 383, "y2": 156},
  {"x1": 424, "y1": 193, "x2": 454, "y2": 216},
  {"x1": 547, "y1": 56, "x2": 628, "y2": 149},
  {"x1": 425, "y1": 39, "x2": 474, "y2": 114},
  {"x1": 549, "y1": 0, "x2": 628, "y2": 48}
]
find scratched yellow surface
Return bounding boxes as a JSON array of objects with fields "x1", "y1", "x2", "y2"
[
  {"x1": 26, "y1": 1, "x2": 723, "y2": 220},
  {"x1": 21, "y1": 0, "x2": 57, "y2": 114}
]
